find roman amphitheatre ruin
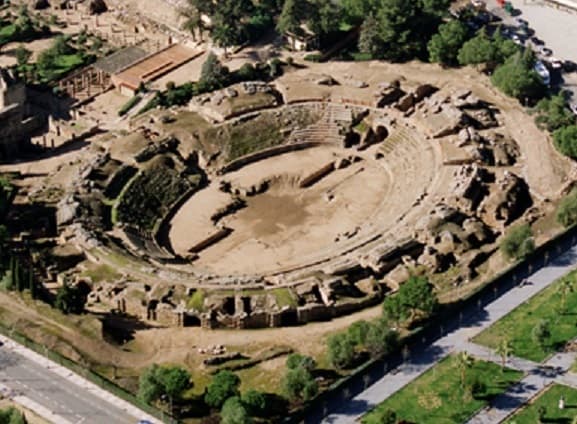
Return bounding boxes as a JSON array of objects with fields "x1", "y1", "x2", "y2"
[{"x1": 41, "y1": 60, "x2": 573, "y2": 331}]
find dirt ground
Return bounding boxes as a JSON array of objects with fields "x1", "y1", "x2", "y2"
[{"x1": 169, "y1": 145, "x2": 392, "y2": 274}]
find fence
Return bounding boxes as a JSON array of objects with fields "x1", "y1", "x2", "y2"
[
  {"x1": 284, "y1": 224, "x2": 577, "y2": 423},
  {"x1": 0, "y1": 322, "x2": 176, "y2": 423}
]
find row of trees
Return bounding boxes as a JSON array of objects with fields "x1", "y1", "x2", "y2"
[
  {"x1": 325, "y1": 276, "x2": 438, "y2": 372},
  {"x1": 139, "y1": 365, "x2": 271, "y2": 422},
  {"x1": 357, "y1": 0, "x2": 450, "y2": 62}
]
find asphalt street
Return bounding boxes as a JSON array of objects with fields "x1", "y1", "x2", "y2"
[{"x1": 0, "y1": 342, "x2": 147, "y2": 424}]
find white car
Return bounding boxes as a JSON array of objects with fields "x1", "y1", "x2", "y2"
[{"x1": 570, "y1": 103, "x2": 577, "y2": 116}]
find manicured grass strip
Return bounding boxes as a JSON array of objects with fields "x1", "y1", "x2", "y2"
[
  {"x1": 362, "y1": 355, "x2": 523, "y2": 424},
  {"x1": 504, "y1": 384, "x2": 577, "y2": 423},
  {"x1": 473, "y1": 271, "x2": 577, "y2": 362}
]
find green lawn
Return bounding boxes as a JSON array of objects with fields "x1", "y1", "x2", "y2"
[
  {"x1": 473, "y1": 271, "x2": 577, "y2": 362},
  {"x1": 37, "y1": 54, "x2": 86, "y2": 82},
  {"x1": 504, "y1": 384, "x2": 577, "y2": 423},
  {"x1": 362, "y1": 355, "x2": 523, "y2": 424}
]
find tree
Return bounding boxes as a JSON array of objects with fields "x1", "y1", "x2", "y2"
[
  {"x1": 15, "y1": 45, "x2": 31, "y2": 66},
  {"x1": 375, "y1": 0, "x2": 425, "y2": 61},
  {"x1": 428, "y1": 20, "x2": 468, "y2": 66},
  {"x1": 532, "y1": 319, "x2": 551, "y2": 351},
  {"x1": 36, "y1": 49, "x2": 57, "y2": 72},
  {"x1": 557, "y1": 189, "x2": 577, "y2": 227},
  {"x1": 554, "y1": 125, "x2": 577, "y2": 159},
  {"x1": 199, "y1": 52, "x2": 229, "y2": 90},
  {"x1": 455, "y1": 351, "x2": 474, "y2": 390},
  {"x1": 180, "y1": 5, "x2": 203, "y2": 42},
  {"x1": 281, "y1": 365, "x2": 318, "y2": 402},
  {"x1": 286, "y1": 353, "x2": 316, "y2": 371},
  {"x1": 277, "y1": 0, "x2": 305, "y2": 36},
  {"x1": 210, "y1": 0, "x2": 253, "y2": 53},
  {"x1": 54, "y1": 283, "x2": 87, "y2": 314},
  {"x1": 138, "y1": 364, "x2": 192, "y2": 411},
  {"x1": 341, "y1": 0, "x2": 379, "y2": 25},
  {"x1": 458, "y1": 30, "x2": 499, "y2": 68},
  {"x1": 327, "y1": 332, "x2": 356, "y2": 369},
  {"x1": 160, "y1": 366, "x2": 192, "y2": 408},
  {"x1": 397, "y1": 275, "x2": 438, "y2": 322},
  {"x1": 382, "y1": 294, "x2": 404, "y2": 327},
  {"x1": 0, "y1": 406, "x2": 27, "y2": 424},
  {"x1": 491, "y1": 51, "x2": 545, "y2": 101},
  {"x1": 558, "y1": 278, "x2": 574, "y2": 313},
  {"x1": 309, "y1": 0, "x2": 341, "y2": 36},
  {"x1": 282, "y1": 354, "x2": 318, "y2": 402},
  {"x1": 347, "y1": 320, "x2": 371, "y2": 347},
  {"x1": 205, "y1": 370, "x2": 241, "y2": 409},
  {"x1": 365, "y1": 321, "x2": 399, "y2": 358},
  {"x1": 495, "y1": 339, "x2": 513, "y2": 371},
  {"x1": 500, "y1": 224, "x2": 535, "y2": 261},
  {"x1": 535, "y1": 93, "x2": 576, "y2": 132},
  {"x1": 241, "y1": 389, "x2": 266, "y2": 416},
  {"x1": 138, "y1": 365, "x2": 163, "y2": 404},
  {"x1": 358, "y1": 14, "x2": 382, "y2": 58},
  {"x1": 52, "y1": 35, "x2": 72, "y2": 56},
  {"x1": 220, "y1": 396, "x2": 251, "y2": 424}
]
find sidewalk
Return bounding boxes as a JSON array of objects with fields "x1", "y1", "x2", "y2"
[
  {"x1": 461, "y1": 341, "x2": 577, "y2": 423},
  {"x1": 322, "y1": 244, "x2": 577, "y2": 423}
]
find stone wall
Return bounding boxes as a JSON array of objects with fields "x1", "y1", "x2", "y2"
[{"x1": 218, "y1": 142, "x2": 323, "y2": 174}]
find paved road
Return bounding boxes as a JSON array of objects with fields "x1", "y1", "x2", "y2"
[
  {"x1": 0, "y1": 335, "x2": 162, "y2": 424},
  {"x1": 322, "y1": 241, "x2": 577, "y2": 423}
]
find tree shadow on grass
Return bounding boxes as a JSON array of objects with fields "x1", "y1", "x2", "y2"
[{"x1": 542, "y1": 418, "x2": 571, "y2": 424}]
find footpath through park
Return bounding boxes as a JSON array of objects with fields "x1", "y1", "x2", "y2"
[{"x1": 322, "y1": 244, "x2": 577, "y2": 423}]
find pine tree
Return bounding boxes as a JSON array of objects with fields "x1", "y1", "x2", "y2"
[
  {"x1": 14, "y1": 259, "x2": 23, "y2": 292},
  {"x1": 28, "y1": 265, "x2": 36, "y2": 299},
  {"x1": 277, "y1": 0, "x2": 304, "y2": 47}
]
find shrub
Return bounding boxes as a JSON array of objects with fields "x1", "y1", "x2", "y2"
[
  {"x1": 500, "y1": 224, "x2": 535, "y2": 261},
  {"x1": 534, "y1": 93, "x2": 576, "y2": 132},
  {"x1": 303, "y1": 53, "x2": 322, "y2": 62},
  {"x1": 237, "y1": 63, "x2": 257, "y2": 81},
  {"x1": 118, "y1": 95, "x2": 142, "y2": 116},
  {"x1": 557, "y1": 189, "x2": 577, "y2": 227},
  {"x1": 554, "y1": 125, "x2": 577, "y2": 159}
]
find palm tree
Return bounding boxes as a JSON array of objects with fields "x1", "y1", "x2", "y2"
[
  {"x1": 558, "y1": 278, "x2": 574, "y2": 313},
  {"x1": 456, "y1": 351, "x2": 474, "y2": 389},
  {"x1": 180, "y1": 5, "x2": 203, "y2": 42},
  {"x1": 495, "y1": 339, "x2": 513, "y2": 371}
]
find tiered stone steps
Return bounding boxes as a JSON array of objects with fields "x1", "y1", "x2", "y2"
[{"x1": 287, "y1": 103, "x2": 354, "y2": 145}]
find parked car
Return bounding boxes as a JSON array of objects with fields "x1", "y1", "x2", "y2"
[
  {"x1": 530, "y1": 36, "x2": 544, "y2": 46},
  {"x1": 570, "y1": 103, "x2": 577, "y2": 116},
  {"x1": 563, "y1": 60, "x2": 577, "y2": 73},
  {"x1": 538, "y1": 46, "x2": 553, "y2": 56},
  {"x1": 515, "y1": 18, "x2": 529, "y2": 28}
]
